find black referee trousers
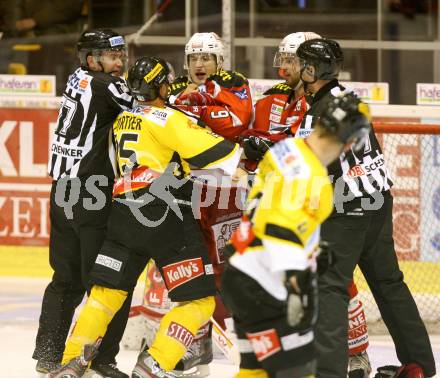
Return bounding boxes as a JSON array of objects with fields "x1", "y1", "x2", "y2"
[
  {"x1": 33, "y1": 179, "x2": 132, "y2": 365},
  {"x1": 315, "y1": 191, "x2": 435, "y2": 378}
]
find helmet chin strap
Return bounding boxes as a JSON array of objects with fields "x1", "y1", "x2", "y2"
[{"x1": 300, "y1": 66, "x2": 318, "y2": 93}]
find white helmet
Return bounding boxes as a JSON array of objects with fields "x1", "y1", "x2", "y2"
[
  {"x1": 273, "y1": 31, "x2": 322, "y2": 67},
  {"x1": 184, "y1": 32, "x2": 224, "y2": 69}
]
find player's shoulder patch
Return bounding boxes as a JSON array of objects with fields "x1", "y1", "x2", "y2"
[
  {"x1": 269, "y1": 138, "x2": 309, "y2": 180},
  {"x1": 149, "y1": 107, "x2": 174, "y2": 127},
  {"x1": 170, "y1": 76, "x2": 190, "y2": 96},
  {"x1": 208, "y1": 69, "x2": 249, "y2": 88},
  {"x1": 263, "y1": 82, "x2": 292, "y2": 95}
]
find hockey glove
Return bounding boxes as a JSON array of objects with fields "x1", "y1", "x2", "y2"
[
  {"x1": 285, "y1": 269, "x2": 318, "y2": 330},
  {"x1": 175, "y1": 91, "x2": 216, "y2": 106},
  {"x1": 242, "y1": 135, "x2": 274, "y2": 161}
]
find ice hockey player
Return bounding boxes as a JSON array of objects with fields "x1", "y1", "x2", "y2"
[
  {"x1": 252, "y1": 31, "x2": 321, "y2": 135},
  {"x1": 221, "y1": 92, "x2": 372, "y2": 378},
  {"x1": 135, "y1": 32, "x2": 254, "y2": 377},
  {"x1": 295, "y1": 38, "x2": 436, "y2": 378},
  {"x1": 48, "y1": 56, "x2": 242, "y2": 378},
  {"x1": 171, "y1": 31, "x2": 252, "y2": 141}
]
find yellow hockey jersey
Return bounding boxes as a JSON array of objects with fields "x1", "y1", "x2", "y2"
[
  {"x1": 112, "y1": 104, "x2": 241, "y2": 196},
  {"x1": 230, "y1": 138, "x2": 333, "y2": 300}
]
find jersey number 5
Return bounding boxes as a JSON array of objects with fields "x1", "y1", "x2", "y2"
[{"x1": 118, "y1": 133, "x2": 139, "y2": 172}]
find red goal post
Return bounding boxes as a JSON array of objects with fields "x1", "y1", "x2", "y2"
[{"x1": 355, "y1": 104, "x2": 440, "y2": 333}]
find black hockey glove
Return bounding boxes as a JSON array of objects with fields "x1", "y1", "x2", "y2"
[
  {"x1": 285, "y1": 269, "x2": 318, "y2": 329},
  {"x1": 242, "y1": 135, "x2": 274, "y2": 161}
]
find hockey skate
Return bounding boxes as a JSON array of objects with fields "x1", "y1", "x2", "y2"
[
  {"x1": 132, "y1": 351, "x2": 178, "y2": 378},
  {"x1": 36, "y1": 359, "x2": 60, "y2": 374},
  {"x1": 85, "y1": 361, "x2": 129, "y2": 378},
  {"x1": 171, "y1": 323, "x2": 212, "y2": 377},
  {"x1": 349, "y1": 350, "x2": 372, "y2": 378},
  {"x1": 48, "y1": 342, "x2": 100, "y2": 378},
  {"x1": 374, "y1": 363, "x2": 425, "y2": 378}
]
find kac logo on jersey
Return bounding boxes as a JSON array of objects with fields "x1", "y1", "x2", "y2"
[
  {"x1": 163, "y1": 257, "x2": 205, "y2": 291},
  {"x1": 246, "y1": 328, "x2": 281, "y2": 361},
  {"x1": 231, "y1": 88, "x2": 248, "y2": 100}
]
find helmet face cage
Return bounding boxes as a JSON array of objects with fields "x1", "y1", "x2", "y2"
[
  {"x1": 296, "y1": 38, "x2": 343, "y2": 81},
  {"x1": 318, "y1": 92, "x2": 371, "y2": 151},
  {"x1": 184, "y1": 32, "x2": 224, "y2": 70},
  {"x1": 127, "y1": 57, "x2": 171, "y2": 102},
  {"x1": 77, "y1": 29, "x2": 127, "y2": 71},
  {"x1": 273, "y1": 31, "x2": 321, "y2": 68}
]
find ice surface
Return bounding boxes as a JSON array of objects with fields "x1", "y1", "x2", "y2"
[{"x1": 0, "y1": 277, "x2": 438, "y2": 378}]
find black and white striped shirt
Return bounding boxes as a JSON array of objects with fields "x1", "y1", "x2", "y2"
[
  {"x1": 48, "y1": 68, "x2": 133, "y2": 180},
  {"x1": 296, "y1": 80, "x2": 393, "y2": 200}
]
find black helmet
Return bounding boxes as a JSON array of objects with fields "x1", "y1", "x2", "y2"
[
  {"x1": 296, "y1": 38, "x2": 343, "y2": 82},
  {"x1": 317, "y1": 92, "x2": 371, "y2": 151},
  {"x1": 127, "y1": 57, "x2": 172, "y2": 102},
  {"x1": 77, "y1": 28, "x2": 126, "y2": 68}
]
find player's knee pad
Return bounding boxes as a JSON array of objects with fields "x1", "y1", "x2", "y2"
[
  {"x1": 88, "y1": 285, "x2": 128, "y2": 315},
  {"x1": 148, "y1": 296, "x2": 215, "y2": 371},
  {"x1": 235, "y1": 368, "x2": 269, "y2": 378},
  {"x1": 177, "y1": 296, "x2": 216, "y2": 325}
]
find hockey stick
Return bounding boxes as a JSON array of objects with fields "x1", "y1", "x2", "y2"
[
  {"x1": 210, "y1": 316, "x2": 240, "y2": 365},
  {"x1": 126, "y1": 0, "x2": 173, "y2": 45}
]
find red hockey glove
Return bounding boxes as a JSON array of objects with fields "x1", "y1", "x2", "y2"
[{"x1": 175, "y1": 91, "x2": 216, "y2": 106}]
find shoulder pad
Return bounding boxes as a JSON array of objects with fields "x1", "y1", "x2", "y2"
[
  {"x1": 207, "y1": 70, "x2": 248, "y2": 88},
  {"x1": 170, "y1": 76, "x2": 190, "y2": 96},
  {"x1": 263, "y1": 82, "x2": 292, "y2": 95},
  {"x1": 89, "y1": 70, "x2": 119, "y2": 85}
]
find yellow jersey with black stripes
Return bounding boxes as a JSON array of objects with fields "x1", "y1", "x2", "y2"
[
  {"x1": 230, "y1": 138, "x2": 333, "y2": 300},
  {"x1": 112, "y1": 104, "x2": 241, "y2": 195}
]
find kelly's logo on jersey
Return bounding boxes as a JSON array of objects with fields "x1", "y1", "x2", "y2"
[
  {"x1": 246, "y1": 328, "x2": 281, "y2": 361},
  {"x1": 167, "y1": 322, "x2": 195, "y2": 348},
  {"x1": 163, "y1": 257, "x2": 204, "y2": 291}
]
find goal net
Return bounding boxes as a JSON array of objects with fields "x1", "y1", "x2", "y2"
[{"x1": 355, "y1": 104, "x2": 440, "y2": 334}]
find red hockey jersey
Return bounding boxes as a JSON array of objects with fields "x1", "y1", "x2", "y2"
[
  {"x1": 252, "y1": 82, "x2": 308, "y2": 135},
  {"x1": 170, "y1": 70, "x2": 252, "y2": 141}
]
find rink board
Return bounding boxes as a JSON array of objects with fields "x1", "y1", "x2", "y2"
[{"x1": 0, "y1": 245, "x2": 439, "y2": 295}]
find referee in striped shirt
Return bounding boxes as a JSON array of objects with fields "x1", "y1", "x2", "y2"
[
  {"x1": 33, "y1": 29, "x2": 133, "y2": 378},
  {"x1": 295, "y1": 38, "x2": 435, "y2": 378}
]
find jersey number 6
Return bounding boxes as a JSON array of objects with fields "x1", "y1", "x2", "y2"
[{"x1": 210, "y1": 110, "x2": 229, "y2": 119}]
